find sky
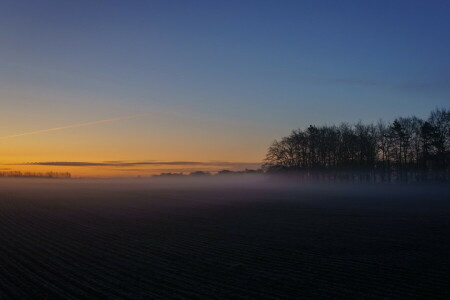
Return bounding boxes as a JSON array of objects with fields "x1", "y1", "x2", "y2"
[{"x1": 0, "y1": 0, "x2": 449, "y2": 177}]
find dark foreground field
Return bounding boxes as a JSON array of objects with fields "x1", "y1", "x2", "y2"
[{"x1": 0, "y1": 177, "x2": 449, "y2": 299}]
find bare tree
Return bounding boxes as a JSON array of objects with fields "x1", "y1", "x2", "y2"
[{"x1": 264, "y1": 109, "x2": 449, "y2": 182}]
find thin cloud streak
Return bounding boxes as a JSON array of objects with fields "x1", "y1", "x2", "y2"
[
  {"x1": 306, "y1": 71, "x2": 450, "y2": 93},
  {"x1": 0, "y1": 113, "x2": 150, "y2": 139},
  {"x1": 17, "y1": 161, "x2": 262, "y2": 168}
]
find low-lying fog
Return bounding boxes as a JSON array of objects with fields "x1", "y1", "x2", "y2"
[
  {"x1": 1, "y1": 175, "x2": 448, "y2": 213},
  {"x1": 1, "y1": 175, "x2": 449, "y2": 298}
]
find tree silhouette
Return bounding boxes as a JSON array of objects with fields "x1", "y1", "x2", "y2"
[{"x1": 264, "y1": 109, "x2": 449, "y2": 183}]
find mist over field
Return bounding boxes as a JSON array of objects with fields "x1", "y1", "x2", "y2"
[{"x1": 0, "y1": 177, "x2": 449, "y2": 299}]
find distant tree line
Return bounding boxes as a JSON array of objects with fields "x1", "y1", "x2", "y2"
[
  {"x1": 153, "y1": 169, "x2": 263, "y2": 177},
  {"x1": 263, "y1": 108, "x2": 450, "y2": 183},
  {"x1": 0, "y1": 171, "x2": 71, "y2": 178}
]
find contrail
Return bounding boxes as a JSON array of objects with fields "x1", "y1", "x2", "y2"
[{"x1": 0, "y1": 113, "x2": 151, "y2": 139}]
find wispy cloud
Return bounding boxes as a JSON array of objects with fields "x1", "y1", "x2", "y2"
[
  {"x1": 307, "y1": 71, "x2": 450, "y2": 93},
  {"x1": 16, "y1": 161, "x2": 262, "y2": 168},
  {"x1": 0, "y1": 113, "x2": 150, "y2": 139},
  {"x1": 394, "y1": 77, "x2": 450, "y2": 92},
  {"x1": 312, "y1": 77, "x2": 383, "y2": 87}
]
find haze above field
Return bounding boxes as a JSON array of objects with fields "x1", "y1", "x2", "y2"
[
  {"x1": 1, "y1": 0, "x2": 449, "y2": 177},
  {"x1": 0, "y1": 177, "x2": 449, "y2": 298}
]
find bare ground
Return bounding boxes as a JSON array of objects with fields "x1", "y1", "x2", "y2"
[{"x1": 0, "y1": 178, "x2": 449, "y2": 299}]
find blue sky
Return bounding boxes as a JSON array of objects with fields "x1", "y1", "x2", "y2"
[
  {"x1": 0, "y1": 0, "x2": 449, "y2": 173},
  {"x1": 2, "y1": 0, "x2": 449, "y2": 121}
]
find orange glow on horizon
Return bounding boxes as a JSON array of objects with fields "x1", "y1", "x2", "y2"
[
  {"x1": 0, "y1": 161, "x2": 262, "y2": 178},
  {"x1": 0, "y1": 109, "x2": 269, "y2": 177}
]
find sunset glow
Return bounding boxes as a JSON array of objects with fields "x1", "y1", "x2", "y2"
[{"x1": 1, "y1": 1, "x2": 448, "y2": 177}]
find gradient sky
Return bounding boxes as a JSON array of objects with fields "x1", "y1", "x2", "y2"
[{"x1": 1, "y1": 0, "x2": 449, "y2": 176}]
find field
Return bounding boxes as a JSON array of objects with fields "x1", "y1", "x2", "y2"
[{"x1": 0, "y1": 177, "x2": 449, "y2": 299}]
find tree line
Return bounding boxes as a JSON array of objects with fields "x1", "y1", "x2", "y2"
[
  {"x1": 263, "y1": 108, "x2": 449, "y2": 183},
  {"x1": 153, "y1": 169, "x2": 263, "y2": 177},
  {"x1": 0, "y1": 171, "x2": 71, "y2": 178}
]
